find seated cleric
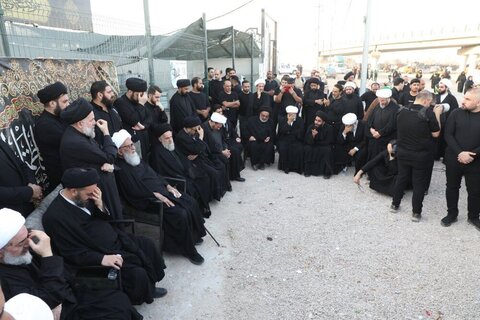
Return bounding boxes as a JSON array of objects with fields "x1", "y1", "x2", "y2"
[{"x1": 42, "y1": 168, "x2": 167, "y2": 306}]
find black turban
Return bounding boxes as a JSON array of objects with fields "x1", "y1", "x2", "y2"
[
  {"x1": 62, "y1": 167, "x2": 99, "y2": 188},
  {"x1": 153, "y1": 123, "x2": 173, "y2": 138},
  {"x1": 315, "y1": 110, "x2": 328, "y2": 121},
  {"x1": 183, "y1": 116, "x2": 201, "y2": 128},
  {"x1": 258, "y1": 106, "x2": 272, "y2": 114},
  {"x1": 126, "y1": 78, "x2": 147, "y2": 92},
  {"x1": 176, "y1": 79, "x2": 191, "y2": 88},
  {"x1": 60, "y1": 97, "x2": 93, "y2": 124},
  {"x1": 309, "y1": 78, "x2": 321, "y2": 85},
  {"x1": 343, "y1": 71, "x2": 354, "y2": 80},
  {"x1": 337, "y1": 80, "x2": 346, "y2": 86},
  {"x1": 37, "y1": 82, "x2": 67, "y2": 104}
]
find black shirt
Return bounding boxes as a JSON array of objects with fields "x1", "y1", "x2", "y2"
[
  {"x1": 189, "y1": 91, "x2": 210, "y2": 110},
  {"x1": 238, "y1": 91, "x2": 254, "y2": 117},
  {"x1": 444, "y1": 108, "x2": 480, "y2": 161},
  {"x1": 398, "y1": 92, "x2": 416, "y2": 106},
  {"x1": 274, "y1": 87, "x2": 303, "y2": 116}
]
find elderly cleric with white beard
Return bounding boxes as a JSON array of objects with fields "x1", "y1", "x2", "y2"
[{"x1": 112, "y1": 129, "x2": 207, "y2": 265}]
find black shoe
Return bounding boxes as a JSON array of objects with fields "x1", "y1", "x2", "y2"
[
  {"x1": 390, "y1": 204, "x2": 400, "y2": 213},
  {"x1": 411, "y1": 213, "x2": 421, "y2": 222},
  {"x1": 203, "y1": 210, "x2": 211, "y2": 218},
  {"x1": 323, "y1": 174, "x2": 331, "y2": 179},
  {"x1": 304, "y1": 173, "x2": 311, "y2": 177},
  {"x1": 467, "y1": 218, "x2": 480, "y2": 231},
  {"x1": 153, "y1": 287, "x2": 168, "y2": 298},
  {"x1": 441, "y1": 215, "x2": 458, "y2": 227},
  {"x1": 234, "y1": 177, "x2": 246, "y2": 182},
  {"x1": 424, "y1": 189, "x2": 429, "y2": 195},
  {"x1": 188, "y1": 252, "x2": 205, "y2": 265},
  {"x1": 131, "y1": 307, "x2": 144, "y2": 320},
  {"x1": 252, "y1": 164, "x2": 258, "y2": 171},
  {"x1": 195, "y1": 238, "x2": 204, "y2": 245},
  {"x1": 258, "y1": 164, "x2": 265, "y2": 170}
]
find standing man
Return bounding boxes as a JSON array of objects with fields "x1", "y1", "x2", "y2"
[
  {"x1": 209, "y1": 69, "x2": 224, "y2": 106},
  {"x1": 361, "y1": 82, "x2": 380, "y2": 112},
  {"x1": 398, "y1": 78, "x2": 420, "y2": 106},
  {"x1": 202, "y1": 67, "x2": 215, "y2": 98},
  {"x1": 391, "y1": 77, "x2": 405, "y2": 103},
  {"x1": 218, "y1": 80, "x2": 240, "y2": 129},
  {"x1": 238, "y1": 79, "x2": 254, "y2": 141},
  {"x1": 169, "y1": 79, "x2": 197, "y2": 134},
  {"x1": 434, "y1": 78, "x2": 459, "y2": 160},
  {"x1": 264, "y1": 71, "x2": 279, "y2": 108},
  {"x1": 390, "y1": 90, "x2": 442, "y2": 222},
  {"x1": 34, "y1": 82, "x2": 69, "y2": 192},
  {"x1": 340, "y1": 82, "x2": 364, "y2": 120},
  {"x1": 145, "y1": 84, "x2": 169, "y2": 145},
  {"x1": 302, "y1": 78, "x2": 326, "y2": 129},
  {"x1": 189, "y1": 77, "x2": 210, "y2": 122},
  {"x1": 114, "y1": 77, "x2": 151, "y2": 159},
  {"x1": 441, "y1": 88, "x2": 480, "y2": 229}
]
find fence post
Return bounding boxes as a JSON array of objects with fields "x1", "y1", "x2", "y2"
[
  {"x1": 0, "y1": 2, "x2": 11, "y2": 57},
  {"x1": 231, "y1": 26, "x2": 236, "y2": 70},
  {"x1": 203, "y1": 13, "x2": 208, "y2": 79},
  {"x1": 143, "y1": 0, "x2": 155, "y2": 85}
]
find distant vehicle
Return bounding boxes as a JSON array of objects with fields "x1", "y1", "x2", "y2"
[{"x1": 277, "y1": 63, "x2": 296, "y2": 75}]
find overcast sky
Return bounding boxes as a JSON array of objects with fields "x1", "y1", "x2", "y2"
[{"x1": 90, "y1": 0, "x2": 477, "y2": 68}]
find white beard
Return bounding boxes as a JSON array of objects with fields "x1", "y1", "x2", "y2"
[
  {"x1": 83, "y1": 126, "x2": 95, "y2": 139},
  {"x1": 162, "y1": 141, "x2": 175, "y2": 151},
  {"x1": 124, "y1": 151, "x2": 141, "y2": 166},
  {"x1": 3, "y1": 250, "x2": 33, "y2": 265}
]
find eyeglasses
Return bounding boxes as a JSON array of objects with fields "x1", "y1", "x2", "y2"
[{"x1": 120, "y1": 143, "x2": 135, "y2": 150}]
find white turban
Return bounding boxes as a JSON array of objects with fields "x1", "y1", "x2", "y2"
[
  {"x1": 210, "y1": 112, "x2": 227, "y2": 124},
  {"x1": 0, "y1": 208, "x2": 25, "y2": 249},
  {"x1": 344, "y1": 81, "x2": 356, "y2": 89},
  {"x1": 285, "y1": 105, "x2": 299, "y2": 114},
  {"x1": 439, "y1": 78, "x2": 453, "y2": 89},
  {"x1": 111, "y1": 129, "x2": 131, "y2": 149},
  {"x1": 254, "y1": 79, "x2": 265, "y2": 86},
  {"x1": 342, "y1": 113, "x2": 357, "y2": 125},
  {"x1": 5, "y1": 293, "x2": 54, "y2": 320},
  {"x1": 376, "y1": 88, "x2": 392, "y2": 98}
]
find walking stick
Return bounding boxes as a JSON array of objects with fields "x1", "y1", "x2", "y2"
[{"x1": 205, "y1": 226, "x2": 220, "y2": 247}]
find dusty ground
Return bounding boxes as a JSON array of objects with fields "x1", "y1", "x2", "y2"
[{"x1": 136, "y1": 159, "x2": 480, "y2": 320}]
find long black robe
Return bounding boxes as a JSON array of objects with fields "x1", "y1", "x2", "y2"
[
  {"x1": 339, "y1": 93, "x2": 364, "y2": 120},
  {"x1": 277, "y1": 117, "x2": 304, "y2": 174},
  {"x1": 0, "y1": 140, "x2": 35, "y2": 216},
  {"x1": 223, "y1": 120, "x2": 245, "y2": 177},
  {"x1": 366, "y1": 101, "x2": 399, "y2": 160},
  {"x1": 246, "y1": 116, "x2": 275, "y2": 166},
  {"x1": 361, "y1": 150, "x2": 398, "y2": 196},
  {"x1": 115, "y1": 158, "x2": 205, "y2": 257},
  {"x1": 302, "y1": 89, "x2": 326, "y2": 130},
  {"x1": 169, "y1": 92, "x2": 197, "y2": 134},
  {"x1": 304, "y1": 123, "x2": 334, "y2": 176},
  {"x1": 43, "y1": 195, "x2": 165, "y2": 305},
  {"x1": 334, "y1": 121, "x2": 367, "y2": 174},
  {"x1": 91, "y1": 102, "x2": 123, "y2": 147},
  {"x1": 145, "y1": 101, "x2": 169, "y2": 147},
  {"x1": 149, "y1": 141, "x2": 212, "y2": 212},
  {"x1": 325, "y1": 97, "x2": 344, "y2": 137},
  {"x1": 175, "y1": 129, "x2": 227, "y2": 200},
  {"x1": 0, "y1": 255, "x2": 132, "y2": 320},
  {"x1": 113, "y1": 94, "x2": 152, "y2": 160},
  {"x1": 60, "y1": 126, "x2": 123, "y2": 220},
  {"x1": 34, "y1": 110, "x2": 67, "y2": 192},
  {"x1": 434, "y1": 92, "x2": 459, "y2": 159}
]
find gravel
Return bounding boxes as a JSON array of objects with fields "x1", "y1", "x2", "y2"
[{"x1": 136, "y1": 159, "x2": 479, "y2": 320}]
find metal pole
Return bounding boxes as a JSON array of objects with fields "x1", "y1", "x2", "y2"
[
  {"x1": 231, "y1": 26, "x2": 236, "y2": 69},
  {"x1": 261, "y1": 9, "x2": 265, "y2": 61},
  {"x1": 143, "y1": 0, "x2": 154, "y2": 85},
  {"x1": 202, "y1": 13, "x2": 208, "y2": 79},
  {"x1": 0, "y1": 2, "x2": 11, "y2": 57},
  {"x1": 250, "y1": 32, "x2": 254, "y2": 84},
  {"x1": 272, "y1": 21, "x2": 277, "y2": 75},
  {"x1": 359, "y1": 0, "x2": 372, "y2": 95}
]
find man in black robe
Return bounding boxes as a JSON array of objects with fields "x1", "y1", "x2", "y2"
[
  {"x1": 304, "y1": 111, "x2": 335, "y2": 178},
  {"x1": 274, "y1": 76, "x2": 303, "y2": 123},
  {"x1": 246, "y1": 106, "x2": 275, "y2": 170},
  {"x1": 189, "y1": 77, "x2": 210, "y2": 122},
  {"x1": 434, "y1": 78, "x2": 459, "y2": 160},
  {"x1": 0, "y1": 208, "x2": 135, "y2": 319},
  {"x1": 0, "y1": 140, "x2": 42, "y2": 217},
  {"x1": 302, "y1": 77, "x2": 326, "y2": 131},
  {"x1": 169, "y1": 79, "x2": 197, "y2": 134},
  {"x1": 324, "y1": 84, "x2": 344, "y2": 137},
  {"x1": 113, "y1": 78, "x2": 151, "y2": 160},
  {"x1": 209, "y1": 69, "x2": 224, "y2": 106},
  {"x1": 90, "y1": 80, "x2": 123, "y2": 146},
  {"x1": 339, "y1": 81, "x2": 364, "y2": 120},
  {"x1": 112, "y1": 131, "x2": 206, "y2": 264},
  {"x1": 335, "y1": 113, "x2": 366, "y2": 174},
  {"x1": 277, "y1": 106, "x2": 304, "y2": 174},
  {"x1": 219, "y1": 80, "x2": 240, "y2": 129},
  {"x1": 201, "y1": 112, "x2": 244, "y2": 182},
  {"x1": 360, "y1": 82, "x2": 380, "y2": 112},
  {"x1": 365, "y1": 88, "x2": 399, "y2": 161},
  {"x1": 42, "y1": 168, "x2": 167, "y2": 306},
  {"x1": 34, "y1": 82, "x2": 70, "y2": 193},
  {"x1": 175, "y1": 116, "x2": 229, "y2": 201},
  {"x1": 145, "y1": 85, "x2": 169, "y2": 146},
  {"x1": 149, "y1": 123, "x2": 212, "y2": 217},
  {"x1": 59, "y1": 98, "x2": 124, "y2": 220},
  {"x1": 238, "y1": 80, "x2": 254, "y2": 142}
]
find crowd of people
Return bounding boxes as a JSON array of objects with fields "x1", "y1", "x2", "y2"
[{"x1": 0, "y1": 64, "x2": 479, "y2": 319}]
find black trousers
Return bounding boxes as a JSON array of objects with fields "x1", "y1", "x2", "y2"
[
  {"x1": 445, "y1": 154, "x2": 480, "y2": 219},
  {"x1": 392, "y1": 158, "x2": 429, "y2": 214}
]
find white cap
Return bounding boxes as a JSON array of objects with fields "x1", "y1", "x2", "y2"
[
  {"x1": 439, "y1": 78, "x2": 453, "y2": 89},
  {"x1": 111, "y1": 129, "x2": 131, "y2": 149},
  {"x1": 254, "y1": 79, "x2": 265, "y2": 86},
  {"x1": 344, "y1": 81, "x2": 356, "y2": 89},
  {"x1": 376, "y1": 88, "x2": 392, "y2": 98},
  {"x1": 285, "y1": 105, "x2": 299, "y2": 114},
  {"x1": 0, "y1": 208, "x2": 25, "y2": 249},
  {"x1": 342, "y1": 113, "x2": 357, "y2": 125},
  {"x1": 210, "y1": 112, "x2": 227, "y2": 124},
  {"x1": 5, "y1": 293, "x2": 54, "y2": 320}
]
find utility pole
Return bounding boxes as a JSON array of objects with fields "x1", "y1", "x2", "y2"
[
  {"x1": 143, "y1": 0, "x2": 154, "y2": 85},
  {"x1": 202, "y1": 13, "x2": 208, "y2": 79},
  {"x1": 359, "y1": 0, "x2": 372, "y2": 95},
  {"x1": 0, "y1": 2, "x2": 11, "y2": 57}
]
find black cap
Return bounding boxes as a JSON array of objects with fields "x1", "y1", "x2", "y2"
[
  {"x1": 344, "y1": 71, "x2": 354, "y2": 80},
  {"x1": 258, "y1": 106, "x2": 272, "y2": 114},
  {"x1": 183, "y1": 116, "x2": 201, "y2": 128},
  {"x1": 126, "y1": 78, "x2": 147, "y2": 92},
  {"x1": 309, "y1": 78, "x2": 321, "y2": 85},
  {"x1": 176, "y1": 79, "x2": 191, "y2": 88},
  {"x1": 37, "y1": 82, "x2": 68, "y2": 104},
  {"x1": 62, "y1": 167, "x2": 99, "y2": 188},
  {"x1": 60, "y1": 97, "x2": 93, "y2": 124},
  {"x1": 153, "y1": 123, "x2": 173, "y2": 138},
  {"x1": 315, "y1": 110, "x2": 328, "y2": 121}
]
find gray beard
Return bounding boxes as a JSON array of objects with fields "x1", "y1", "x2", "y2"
[
  {"x1": 3, "y1": 250, "x2": 33, "y2": 265},
  {"x1": 162, "y1": 141, "x2": 175, "y2": 151},
  {"x1": 124, "y1": 151, "x2": 141, "y2": 166},
  {"x1": 83, "y1": 126, "x2": 95, "y2": 139}
]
